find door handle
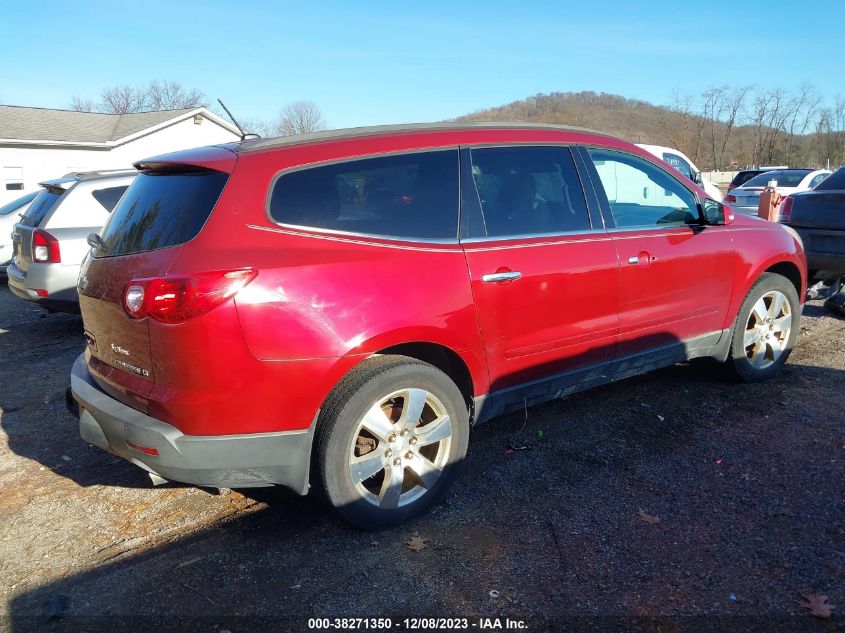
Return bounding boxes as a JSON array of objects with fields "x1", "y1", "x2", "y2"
[
  {"x1": 482, "y1": 271, "x2": 522, "y2": 283},
  {"x1": 628, "y1": 253, "x2": 657, "y2": 265}
]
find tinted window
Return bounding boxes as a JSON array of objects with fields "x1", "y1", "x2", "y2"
[
  {"x1": 742, "y1": 170, "x2": 811, "y2": 188},
  {"x1": 18, "y1": 188, "x2": 64, "y2": 227},
  {"x1": 0, "y1": 191, "x2": 37, "y2": 216},
  {"x1": 588, "y1": 148, "x2": 699, "y2": 228},
  {"x1": 269, "y1": 150, "x2": 458, "y2": 240},
  {"x1": 814, "y1": 168, "x2": 845, "y2": 191},
  {"x1": 466, "y1": 146, "x2": 590, "y2": 237},
  {"x1": 92, "y1": 186, "x2": 128, "y2": 212},
  {"x1": 662, "y1": 152, "x2": 693, "y2": 180},
  {"x1": 729, "y1": 170, "x2": 763, "y2": 188},
  {"x1": 96, "y1": 170, "x2": 228, "y2": 257}
]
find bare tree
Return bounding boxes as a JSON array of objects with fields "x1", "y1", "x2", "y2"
[
  {"x1": 69, "y1": 96, "x2": 96, "y2": 112},
  {"x1": 99, "y1": 85, "x2": 149, "y2": 114},
  {"x1": 717, "y1": 85, "x2": 752, "y2": 168},
  {"x1": 658, "y1": 89, "x2": 695, "y2": 158},
  {"x1": 276, "y1": 100, "x2": 327, "y2": 135},
  {"x1": 69, "y1": 81, "x2": 207, "y2": 114},
  {"x1": 238, "y1": 116, "x2": 276, "y2": 138},
  {"x1": 146, "y1": 80, "x2": 206, "y2": 111}
]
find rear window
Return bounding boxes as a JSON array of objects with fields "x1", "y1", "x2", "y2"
[
  {"x1": 813, "y1": 168, "x2": 845, "y2": 191},
  {"x1": 729, "y1": 171, "x2": 762, "y2": 188},
  {"x1": 0, "y1": 191, "x2": 37, "y2": 216},
  {"x1": 743, "y1": 170, "x2": 811, "y2": 188},
  {"x1": 95, "y1": 170, "x2": 228, "y2": 257},
  {"x1": 18, "y1": 188, "x2": 65, "y2": 227},
  {"x1": 269, "y1": 150, "x2": 459, "y2": 240}
]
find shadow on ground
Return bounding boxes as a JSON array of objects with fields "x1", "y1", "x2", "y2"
[{"x1": 6, "y1": 358, "x2": 843, "y2": 631}]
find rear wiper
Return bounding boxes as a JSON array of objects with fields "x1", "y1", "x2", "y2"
[{"x1": 87, "y1": 233, "x2": 108, "y2": 252}]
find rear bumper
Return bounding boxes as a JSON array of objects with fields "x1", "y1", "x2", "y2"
[
  {"x1": 6, "y1": 260, "x2": 81, "y2": 312},
  {"x1": 69, "y1": 353, "x2": 315, "y2": 493},
  {"x1": 791, "y1": 227, "x2": 845, "y2": 276},
  {"x1": 729, "y1": 204, "x2": 760, "y2": 216}
]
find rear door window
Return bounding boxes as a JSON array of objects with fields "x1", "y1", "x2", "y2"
[
  {"x1": 587, "y1": 148, "x2": 699, "y2": 228},
  {"x1": 18, "y1": 188, "x2": 65, "y2": 227},
  {"x1": 95, "y1": 170, "x2": 228, "y2": 257},
  {"x1": 269, "y1": 150, "x2": 459, "y2": 240},
  {"x1": 465, "y1": 146, "x2": 590, "y2": 238}
]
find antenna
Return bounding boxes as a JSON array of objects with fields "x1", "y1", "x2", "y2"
[{"x1": 217, "y1": 99, "x2": 250, "y2": 140}]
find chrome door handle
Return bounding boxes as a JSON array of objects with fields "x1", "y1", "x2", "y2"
[
  {"x1": 628, "y1": 254, "x2": 656, "y2": 264},
  {"x1": 482, "y1": 271, "x2": 522, "y2": 282}
]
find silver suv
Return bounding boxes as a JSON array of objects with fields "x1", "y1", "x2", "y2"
[{"x1": 7, "y1": 170, "x2": 135, "y2": 312}]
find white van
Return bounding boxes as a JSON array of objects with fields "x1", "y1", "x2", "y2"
[{"x1": 637, "y1": 144, "x2": 723, "y2": 202}]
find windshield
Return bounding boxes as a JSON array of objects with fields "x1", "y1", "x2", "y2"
[
  {"x1": 96, "y1": 170, "x2": 228, "y2": 257},
  {"x1": 0, "y1": 191, "x2": 37, "y2": 216},
  {"x1": 742, "y1": 170, "x2": 812, "y2": 188},
  {"x1": 18, "y1": 188, "x2": 65, "y2": 227}
]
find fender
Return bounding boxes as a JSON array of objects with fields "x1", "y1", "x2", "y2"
[{"x1": 722, "y1": 225, "x2": 807, "y2": 330}]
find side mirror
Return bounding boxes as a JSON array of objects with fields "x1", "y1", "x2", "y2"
[
  {"x1": 693, "y1": 171, "x2": 703, "y2": 185},
  {"x1": 701, "y1": 198, "x2": 733, "y2": 225}
]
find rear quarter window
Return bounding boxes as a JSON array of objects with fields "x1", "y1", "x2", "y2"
[
  {"x1": 45, "y1": 181, "x2": 132, "y2": 230},
  {"x1": 96, "y1": 170, "x2": 229, "y2": 257},
  {"x1": 268, "y1": 150, "x2": 459, "y2": 240},
  {"x1": 92, "y1": 186, "x2": 129, "y2": 212}
]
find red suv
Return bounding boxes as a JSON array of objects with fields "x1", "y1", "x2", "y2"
[{"x1": 68, "y1": 123, "x2": 806, "y2": 528}]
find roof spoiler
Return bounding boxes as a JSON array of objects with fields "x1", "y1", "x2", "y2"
[{"x1": 134, "y1": 145, "x2": 238, "y2": 174}]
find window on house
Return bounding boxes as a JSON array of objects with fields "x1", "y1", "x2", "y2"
[{"x1": 3, "y1": 167, "x2": 24, "y2": 191}]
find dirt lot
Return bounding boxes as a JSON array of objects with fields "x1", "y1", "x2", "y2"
[{"x1": 1, "y1": 283, "x2": 843, "y2": 632}]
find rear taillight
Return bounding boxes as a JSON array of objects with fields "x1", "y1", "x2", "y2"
[
  {"x1": 777, "y1": 196, "x2": 793, "y2": 223},
  {"x1": 724, "y1": 194, "x2": 737, "y2": 203},
  {"x1": 123, "y1": 268, "x2": 257, "y2": 323},
  {"x1": 32, "y1": 229, "x2": 61, "y2": 263}
]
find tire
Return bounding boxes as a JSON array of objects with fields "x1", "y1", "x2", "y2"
[
  {"x1": 315, "y1": 355, "x2": 469, "y2": 529},
  {"x1": 727, "y1": 273, "x2": 800, "y2": 382}
]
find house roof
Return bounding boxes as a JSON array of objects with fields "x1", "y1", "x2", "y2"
[{"x1": 0, "y1": 105, "x2": 236, "y2": 145}]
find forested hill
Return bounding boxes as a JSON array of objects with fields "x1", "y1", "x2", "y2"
[{"x1": 458, "y1": 90, "x2": 844, "y2": 170}]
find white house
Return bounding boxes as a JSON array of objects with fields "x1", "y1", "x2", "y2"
[{"x1": 0, "y1": 105, "x2": 241, "y2": 204}]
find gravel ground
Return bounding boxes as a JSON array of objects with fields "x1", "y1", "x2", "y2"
[{"x1": 0, "y1": 283, "x2": 843, "y2": 632}]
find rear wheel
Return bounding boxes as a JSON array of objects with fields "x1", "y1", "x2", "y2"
[
  {"x1": 727, "y1": 273, "x2": 799, "y2": 382},
  {"x1": 316, "y1": 355, "x2": 469, "y2": 529}
]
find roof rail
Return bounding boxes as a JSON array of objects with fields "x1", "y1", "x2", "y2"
[{"x1": 237, "y1": 120, "x2": 621, "y2": 153}]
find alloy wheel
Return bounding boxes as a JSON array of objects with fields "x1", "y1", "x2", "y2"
[
  {"x1": 743, "y1": 290, "x2": 792, "y2": 369},
  {"x1": 348, "y1": 388, "x2": 453, "y2": 509}
]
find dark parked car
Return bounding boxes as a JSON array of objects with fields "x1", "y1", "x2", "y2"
[
  {"x1": 779, "y1": 166, "x2": 845, "y2": 281},
  {"x1": 68, "y1": 122, "x2": 806, "y2": 529},
  {"x1": 727, "y1": 167, "x2": 784, "y2": 192}
]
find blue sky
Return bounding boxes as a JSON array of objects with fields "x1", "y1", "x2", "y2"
[{"x1": 1, "y1": 0, "x2": 843, "y2": 128}]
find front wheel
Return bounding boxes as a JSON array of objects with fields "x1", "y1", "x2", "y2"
[
  {"x1": 727, "y1": 273, "x2": 800, "y2": 382},
  {"x1": 315, "y1": 355, "x2": 469, "y2": 529}
]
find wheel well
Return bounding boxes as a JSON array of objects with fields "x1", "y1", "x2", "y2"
[
  {"x1": 765, "y1": 262, "x2": 802, "y2": 297},
  {"x1": 377, "y1": 342, "x2": 474, "y2": 404}
]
